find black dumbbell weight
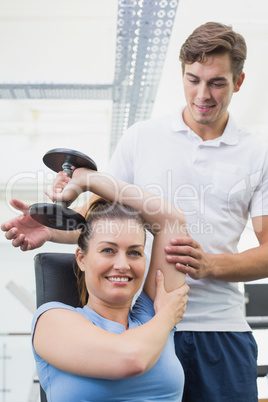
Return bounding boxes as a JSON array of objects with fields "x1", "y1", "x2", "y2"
[{"x1": 29, "y1": 148, "x2": 97, "y2": 231}]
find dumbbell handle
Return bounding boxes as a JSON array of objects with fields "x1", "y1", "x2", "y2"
[
  {"x1": 62, "y1": 161, "x2": 73, "y2": 177},
  {"x1": 54, "y1": 161, "x2": 73, "y2": 208}
]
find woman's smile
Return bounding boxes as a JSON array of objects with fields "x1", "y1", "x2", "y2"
[
  {"x1": 76, "y1": 218, "x2": 146, "y2": 313},
  {"x1": 106, "y1": 275, "x2": 133, "y2": 284}
]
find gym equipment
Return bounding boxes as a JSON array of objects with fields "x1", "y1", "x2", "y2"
[{"x1": 29, "y1": 148, "x2": 97, "y2": 231}]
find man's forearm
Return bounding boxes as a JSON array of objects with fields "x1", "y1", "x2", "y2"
[
  {"x1": 209, "y1": 243, "x2": 268, "y2": 282},
  {"x1": 49, "y1": 228, "x2": 80, "y2": 244}
]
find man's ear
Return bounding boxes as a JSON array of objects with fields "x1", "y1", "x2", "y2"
[
  {"x1": 75, "y1": 247, "x2": 86, "y2": 272},
  {"x1": 234, "y1": 72, "x2": 245, "y2": 93}
]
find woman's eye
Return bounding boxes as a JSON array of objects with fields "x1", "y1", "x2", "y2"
[
  {"x1": 102, "y1": 248, "x2": 114, "y2": 254},
  {"x1": 129, "y1": 250, "x2": 142, "y2": 257}
]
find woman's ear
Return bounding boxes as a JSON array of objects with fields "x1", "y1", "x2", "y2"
[{"x1": 75, "y1": 247, "x2": 86, "y2": 272}]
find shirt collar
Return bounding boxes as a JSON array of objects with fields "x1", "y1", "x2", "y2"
[
  {"x1": 170, "y1": 107, "x2": 239, "y2": 146},
  {"x1": 170, "y1": 107, "x2": 189, "y2": 132}
]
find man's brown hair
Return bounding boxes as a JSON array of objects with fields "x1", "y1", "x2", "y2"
[{"x1": 179, "y1": 22, "x2": 247, "y2": 82}]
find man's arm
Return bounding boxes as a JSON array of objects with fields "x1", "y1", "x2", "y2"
[{"x1": 165, "y1": 215, "x2": 268, "y2": 282}]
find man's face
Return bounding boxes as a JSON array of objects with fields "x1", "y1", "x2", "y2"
[{"x1": 182, "y1": 53, "x2": 244, "y2": 133}]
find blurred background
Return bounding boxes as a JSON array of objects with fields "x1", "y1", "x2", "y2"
[{"x1": 0, "y1": 0, "x2": 267, "y2": 400}]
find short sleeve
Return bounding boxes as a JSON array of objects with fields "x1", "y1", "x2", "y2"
[
  {"x1": 31, "y1": 302, "x2": 76, "y2": 357},
  {"x1": 250, "y1": 151, "x2": 268, "y2": 218},
  {"x1": 130, "y1": 292, "x2": 155, "y2": 325},
  {"x1": 107, "y1": 122, "x2": 139, "y2": 183}
]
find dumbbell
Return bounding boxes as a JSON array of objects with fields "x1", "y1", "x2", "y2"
[{"x1": 29, "y1": 148, "x2": 97, "y2": 231}]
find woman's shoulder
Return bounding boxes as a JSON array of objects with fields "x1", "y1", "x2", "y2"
[
  {"x1": 35, "y1": 301, "x2": 77, "y2": 317},
  {"x1": 32, "y1": 302, "x2": 78, "y2": 331},
  {"x1": 129, "y1": 291, "x2": 155, "y2": 327}
]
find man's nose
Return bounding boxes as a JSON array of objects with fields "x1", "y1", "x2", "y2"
[{"x1": 197, "y1": 83, "x2": 211, "y2": 101}]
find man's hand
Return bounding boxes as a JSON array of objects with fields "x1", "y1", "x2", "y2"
[
  {"x1": 1, "y1": 199, "x2": 52, "y2": 251},
  {"x1": 165, "y1": 237, "x2": 213, "y2": 280}
]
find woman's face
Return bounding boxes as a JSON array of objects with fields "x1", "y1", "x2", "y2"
[{"x1": 76, "y1": 218, "x2": 146, "y2": 308}]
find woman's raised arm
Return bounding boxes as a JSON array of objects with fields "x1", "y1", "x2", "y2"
[{"x1": 49, "y1": 168, "x2": 187, "y2": 299}]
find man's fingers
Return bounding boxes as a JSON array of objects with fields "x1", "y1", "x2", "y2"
[
  {"x1": 165, "y1": 246, "x2": 199, "y2": 263},
  {"x1": 20, "y1": 240, "x2": 30, "y2": 251},
  {"x1": 9, "y1": 199, "x2": 30, "y2": 215},
  {"x1": 4, "y1": 229, "x2": 27, "y2": 249},
  {"x1": 10, "y1": 234, "x2": 30, "y2": 251},
  {"x1": 4, "y1": 227, "x2": 18, "y2": 240},
  {"x1": 1, "y1": 221, "x2": 11, "y2": 231},
  {"x1": 165, "y1": 245, "x2": 193, "y2": 255},
  {"x1": 11, "y1": 233, "x2": 25, "y2": 247},
  {"x1": 170, "y1": 237, "x2": 197, "y2": 247},
  {"x1": 175, "y1": 263, "x2": 201, "y2": 280}
]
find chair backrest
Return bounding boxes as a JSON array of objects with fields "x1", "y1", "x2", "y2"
[
  {"x1": 34, "y1": 252, "x2": 82, "y2": 402},
  {"x1": 34, "y1": 252, "x2": 81, "y2": 308}
]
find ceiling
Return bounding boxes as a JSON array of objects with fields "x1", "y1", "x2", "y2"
[{"x1": 0, "y1": 0, "x2": 268, "y2": 209}]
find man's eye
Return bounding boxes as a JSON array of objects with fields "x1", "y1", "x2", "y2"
[
  {"x1": 211, "y1": 82, "x2": 225, "y2": 88},
  {"x1": 189, "y1": 80, "x2": 198, "y2": 84}
]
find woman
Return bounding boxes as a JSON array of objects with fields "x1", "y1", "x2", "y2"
[{"x1": 32, "y1": 168, "x2": 189, "y2": 401}]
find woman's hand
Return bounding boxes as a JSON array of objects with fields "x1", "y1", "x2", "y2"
[
  {"x1": 46, "y1": 168, "x2": 92, "y2": 207},
  {"x1": 1, "y1": 199, "x2": 52, "y2": 251},
  {"x1": 154, "y1": 270, "x2": 189, "y2": 327}
]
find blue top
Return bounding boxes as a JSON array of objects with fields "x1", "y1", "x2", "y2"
[{"x1": 32, "y1": 292, "x2": 184, "y2": 401}]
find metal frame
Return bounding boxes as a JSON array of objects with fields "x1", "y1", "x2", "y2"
[{"x1": 0, "y1": 0, "x2": 180, "y2": 154}]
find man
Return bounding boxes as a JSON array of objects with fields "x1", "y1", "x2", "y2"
[{"x1": 2, "y1": 22, "x2": 268, "y2": 401}]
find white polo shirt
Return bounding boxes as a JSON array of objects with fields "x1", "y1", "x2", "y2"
[{"x1": 108, "y1": 109, "x2": 268, "y2": 331}]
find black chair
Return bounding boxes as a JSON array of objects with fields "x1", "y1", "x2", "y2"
[
  {"x1": 34, "y1": 252, "x2": 81, "y2": 402},
  {"x1": 245, "y1": 283, "x2": 268, "y2": 378}
]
